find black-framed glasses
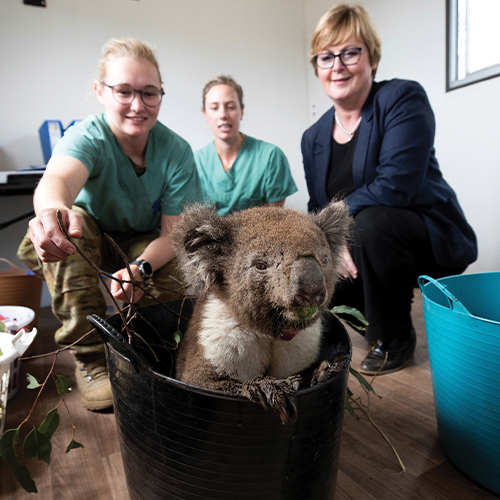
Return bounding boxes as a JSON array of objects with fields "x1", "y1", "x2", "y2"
[
  {"x1": 314, "y1": 47, "x2": 366, "y2": 69},
  {"x1": 101, "y1": 83, "x2": 165, "y2": 107}
]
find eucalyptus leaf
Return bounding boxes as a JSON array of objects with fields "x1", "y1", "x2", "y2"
[
  {"x1": 65, "y1": 438, "x2": 84, "y2": 453},
  {"x1": 349, "y1": 367, "x2": 376, "y2": 394},
  {"x1": 341, "y1": 319, "x2": 367, "y2": 332},
  {"x1": 345, "y1": 394, "x2": 354, "y2": 416},
  {"x1": 0, "y1": 429, "x2": 38, "y2": 493},
  {"x1": 331, "y1": 305, "x2": 368, "y2": 325},
  {"x1": 26, "y1": 373, "x2": 41, "y2": 389},
  {"x1": 172, "y1": 330, "x2": 182, "y2": 347},
  {"x1": 38, "y1": 408, "x2": 60, "y2": 440},
  {"x1": 55, "y1": 374, "x2": 72, "y2": 394},
  {"x1": 23, "y1": 426, "x2": 52, "y2": 465}
]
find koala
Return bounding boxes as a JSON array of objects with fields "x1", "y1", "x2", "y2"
[{"x1": 171, "y1": 201, "x2": 351, "y2": 424}]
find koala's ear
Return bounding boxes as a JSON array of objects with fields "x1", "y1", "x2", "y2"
[
  {"x1": 311, "y1": 200, "x2": 352, "y2": 257},
  {"x1": 171, "y1": 204, "x2": 231, "y2": 293}
]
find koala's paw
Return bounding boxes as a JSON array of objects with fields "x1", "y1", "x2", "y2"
[
  {"x1": 241, "y1": 375, "x2": 301, "y2": 425},
  {"x1": 311, "y1": 352, "x2": 351, "y2": 386}
]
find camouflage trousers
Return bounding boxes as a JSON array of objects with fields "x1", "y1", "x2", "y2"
[{"x1": 17, "y1": 206, "x2": 186, "y2": 354}]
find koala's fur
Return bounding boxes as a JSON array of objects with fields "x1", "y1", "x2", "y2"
[{"x1": 171, "y1": 201, "x2": 351, "y2": 424}]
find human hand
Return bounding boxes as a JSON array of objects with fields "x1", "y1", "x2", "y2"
[
  {"x1": 339, "y1": 245, "x2": 358, "y2": 279},
  {"x1": 28, "y1": 208, "x2": 83, "y2": 263},
  {"x1": 110, "y1": 266, "x2": 145, "y2": 304}
]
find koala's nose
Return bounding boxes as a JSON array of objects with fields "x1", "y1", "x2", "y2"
[{"x1": 290, "y1": 257, "x2": 326, "y2": 307}]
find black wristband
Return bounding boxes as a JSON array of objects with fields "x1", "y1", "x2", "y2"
[{"x1": 130, "y1": 259, "x2": 153, "y2": 280}]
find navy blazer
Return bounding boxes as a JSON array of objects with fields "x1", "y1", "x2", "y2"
[{"x1": 301, "y1": 79, "x2": 477, "y2": 268}]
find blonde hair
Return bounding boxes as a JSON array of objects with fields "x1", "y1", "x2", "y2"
[
  {"x1": 310, "y1": 4, "x2": 381, "y2": 78},
  {"x1": 202, "y1": 75, "x2": 244, "y2": 111},
  {"x1": 97, "y1": 37, "x2": 162, "y2": 84}
]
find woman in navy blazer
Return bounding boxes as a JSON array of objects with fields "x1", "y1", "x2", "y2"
[{"x1": 303, "y1": 5, "x2": 477, "y2": 374}]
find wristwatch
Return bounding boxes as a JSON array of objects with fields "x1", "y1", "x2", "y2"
[{"x1": 130, "y1": 259, "x2": 154, "y2": 280}]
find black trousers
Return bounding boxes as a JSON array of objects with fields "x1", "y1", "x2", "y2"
[{"x1": 330, "y1": 206, "x2": 466, "y2": 343}]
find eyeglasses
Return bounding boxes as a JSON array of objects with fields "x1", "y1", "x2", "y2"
[
  {"x1": 101, "y1": 83, "x2": 165, "y2": 107},
  {"x1": 314, "y1": 47, "x2": 365, "y2": 69}
]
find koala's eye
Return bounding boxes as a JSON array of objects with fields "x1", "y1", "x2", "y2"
[
  {"x1": 255, "y1": 262, "x2": 268, "y2": 272},
  {"x1": 321, "y1": 254, "x2": 329, "y2": 265}
]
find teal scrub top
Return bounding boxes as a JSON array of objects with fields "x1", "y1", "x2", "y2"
[
  {"x1": 52, "y1": 113, "x2": 203, "y2": 233},
  {"x1": 194, "y1": 135, "x2": 297, "y2": 216}
]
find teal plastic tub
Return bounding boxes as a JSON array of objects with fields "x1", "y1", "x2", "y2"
[{"x1": 419, "y1": 273, "x2": 500, "y2": 495}]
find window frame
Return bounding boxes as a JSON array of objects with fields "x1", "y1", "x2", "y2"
[{"x1": 447, "y1": 0, "x2": 500, "y2": 91}]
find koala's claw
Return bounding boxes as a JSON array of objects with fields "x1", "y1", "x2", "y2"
[
  {"x1": 241, "y1": 376, "x2": 300, "y2": 425},
  {"x1": 286, "y1": 374, "x2": 302, "y2": 391},
  {"x1": 311, "y1": 352, "x2": 351, "y2": 386}
]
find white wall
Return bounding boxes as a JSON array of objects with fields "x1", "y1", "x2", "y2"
[
  {"x1": 304, "y1": 0, "x2": 500, "y2": 273},
  {"x1": 1, "y1": 0, "x2": 499, "y2": 274}
]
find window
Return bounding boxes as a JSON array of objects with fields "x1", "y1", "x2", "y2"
[{"x1": 447, "y1": 0, "x2": 500, "y2": 90}]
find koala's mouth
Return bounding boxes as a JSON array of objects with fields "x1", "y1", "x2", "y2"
[
  {"x1": 276, "y1": 305, "x2": 320, "y2": 337},
  {"x1": 289, "y1": 305, "x2": 319, "y2": 322}
]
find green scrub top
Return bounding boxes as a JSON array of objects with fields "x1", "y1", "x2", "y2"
[
  {"x1": 52, "y1": 113, "x2": 203, "y2": 233},
  {"x1": 194, "y1": 135, "x2": 297, "y2": 215}
]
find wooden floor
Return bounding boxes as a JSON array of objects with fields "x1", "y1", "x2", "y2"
[{"x1": 1, "y1": 292, "x2": 498, "y2": 500}]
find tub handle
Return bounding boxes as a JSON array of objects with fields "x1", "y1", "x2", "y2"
[
  {"x1": 418, "y1": 275, "x2": 471, "y2": 315},
  {"x1": 87, "y1": 314, "x2": 150, "y2": 372}
]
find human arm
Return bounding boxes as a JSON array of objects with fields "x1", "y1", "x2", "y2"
[
  {"x1": 266, "y1": 199, "x2": 285, "y2": 208},
  {"x1": 345, "y1": 81, "x2": 436, "y2": 216},
  {"x1": 110, "y1": 214, "x2": 179, "y2": 303},
  {"x1": 28, "y1": 155, "x2": 89, "y2": 262},
  {"x1": 263, "y1": 145, "x2": 297, "y2": 206}
]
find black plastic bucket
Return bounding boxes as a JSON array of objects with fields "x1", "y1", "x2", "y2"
[{"x1": 88, "y1": 300, "x2": 351, "y2": 500}]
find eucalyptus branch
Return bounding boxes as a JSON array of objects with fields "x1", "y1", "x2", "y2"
[
  {"x1": 103, "y1": 233, "x2": 137, "y2": 321},
  {"x1": 56, "y1": 209, "x2": 133, "y2": 342},
  {"x1": 350, "y1": 395, "x2": 406, "y2": 473},
  {"x1": 20, "y1": 330, "x2": 94, "y2": 361},
  {"x1": 19, "y1": 354, "x2": 58, "y2": 428}
]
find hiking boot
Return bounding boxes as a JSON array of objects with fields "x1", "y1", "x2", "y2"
[{"x1": 73, "y1": 353, "x2": 113, "y2": 411}]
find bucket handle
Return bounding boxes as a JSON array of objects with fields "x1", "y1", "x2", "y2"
[
  {"x1": 418, "y1": 275, "x2": 471, "y2": 315},
  {"x1": 0, "y1": 258, "x2": 23, "y2": 274},
  {"x1": 87, "y1": 314, "x2": 150, "y2": 372}
]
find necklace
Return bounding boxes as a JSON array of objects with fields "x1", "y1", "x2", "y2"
[{"x1": 335, "y1": 112, "x2": 362, "y2": 141}]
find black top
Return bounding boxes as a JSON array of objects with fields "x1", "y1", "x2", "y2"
[{"x1": 326, "y1": 129, "x2": 358, "y2": 200}]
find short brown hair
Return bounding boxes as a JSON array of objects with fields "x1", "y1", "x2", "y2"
[
  {"x1": 97, "y1": 37, "x2": 162, "y2": 84},
  {"x1": 310, "y1": 4, "x2": 381, "y2": 78},
  {"x1": 202, "y1": 75, "x2": 244, "y2": 111}
]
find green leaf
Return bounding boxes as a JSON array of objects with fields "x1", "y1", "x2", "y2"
[
  {"x1": 349, "y1": 367, "x2": 376, "y2": 394},
  {"x1": 0, "y1": 320, "x2": 6, "y2": 332},
  {"x1": 38, "y1": 408, "x2": 60, "y2": 440},
  {"x1": 65, "y1": 438, "x2": 84, "y2": 453},
  {"x1": 331, "y1": 305, "x2": 368, "y2": 325},
  {"x1": 23, "y1": 425, "x2": 52, "y2": 465},
  {"x1": 55, "y1": 374, "x2": 72, "y2": 394},
  {"x1": 0, "y1": 429, "x2": 38, "y2": 493},
  {"x1": 345, "y1": 394, "x2": 355, "y2": 416},
  {"x1": 341, "y1": 319, "x2": 367, "y2": 332},
  {"x1": 26, "y1": 373, "x2": 41, "y2": 389},
  {"x1": 172, "y1": 330, "x2": 182, "y2": 347},
  {"x1": 0, "y1": 347, "x2": 3, "y2": 356}
]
